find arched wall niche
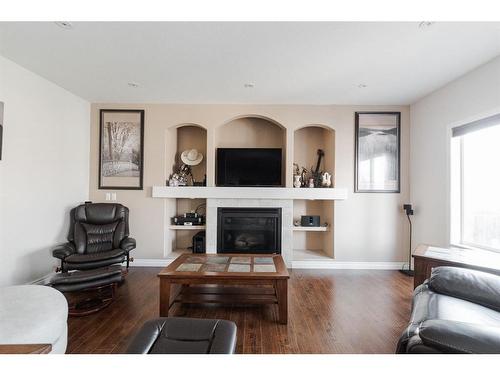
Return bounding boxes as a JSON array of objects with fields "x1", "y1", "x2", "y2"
[
  {"x1": 164, "y1": 123, "x2": 208, "y2": 255},
  {"x1": 165, "y1": 123, "x2": 207, "y2": 183},
  {"x1": 292, "y1": 124, "x2": 336, "y2": 259},
  {"x1": 216, "y1": 115, "x2": 287, "y2": 186},
  {"x1": 293, "y1": 124, "x2": 335, "y2": 181}
]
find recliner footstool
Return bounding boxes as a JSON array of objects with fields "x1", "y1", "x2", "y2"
[
  {"x1": 50, "y1": 265, "x2": 123, "y2": 316},
  {"x1": 126, "y1": 317, "x2": 237, "y2": 354}
]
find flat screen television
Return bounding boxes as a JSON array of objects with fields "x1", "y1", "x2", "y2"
[{"x1": 216, "y1": 148, "x2": 282, "y2": 187}]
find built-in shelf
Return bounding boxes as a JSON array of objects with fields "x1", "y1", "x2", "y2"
[
  {"x1": 153, "y1": 186, "x2": 347, "y2": 200},
  {"x1": 168, "y1": 225, "x2": 206, "y2": 230},
  {"x1": 293, "y1": 226, "x2": 329, "y2": 232}
]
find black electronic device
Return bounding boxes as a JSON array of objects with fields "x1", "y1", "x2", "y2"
[
  {"x1": 172, "y1": 212, "x2": 205, "y2": 226},
  {"x1": 216, "y1": 148, "x2": 282, "y2": 187},
  {"x1": 192, "y1": 231, "x2": 206, "y2": 254},
  {"x1": 301, "y1": 215, "x2": 320, "y2": 227}
]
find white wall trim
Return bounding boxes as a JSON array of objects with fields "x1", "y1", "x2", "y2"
[
  {"x1": 30, "y1": 271, "x2": 57, "y2": 285},
  {"x1": 132, "y1": 258, "x2": 405, "y2": 270},
  {"x1": 131, "y1": 258, "x2": 174, "y2": 267},
  {"x1": 292, "y1": 261, "x2": 405, "y2": 270}
]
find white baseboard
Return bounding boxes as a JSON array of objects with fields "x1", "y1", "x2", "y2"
[
  {"x1": 130, "y1": 258, "x2": 174, "y2": 267},
  {"x1": 31, "y1": 271, "x2": 57, "y2": 285},
  {"x1": 291, "y1": 261, "x2": 405, "y2": 270},
  {"x1": 132, "y1": 258, "x2": 405, "y2": 270}
]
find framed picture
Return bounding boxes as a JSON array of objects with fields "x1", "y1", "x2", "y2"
[
  {"x1": 354, "y1": 112, "x2": 401, "y2": 193},
  {"x1": 99, "y1": 109, "x2": 144, "y2": 190}
]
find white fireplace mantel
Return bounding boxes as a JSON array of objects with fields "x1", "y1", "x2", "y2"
[{"x1": 152, "y1": 186, "x2": 348, "y2": 200}]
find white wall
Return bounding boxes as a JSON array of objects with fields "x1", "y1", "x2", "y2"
[
  {"x1": 0, "y1": 56, "x2": 90, "y2": 286},
  {"x1": 410, "y1": 56, "x2": 500, "y2": 248}
]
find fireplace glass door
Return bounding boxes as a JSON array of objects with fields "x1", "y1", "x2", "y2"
[{"x1": 217, "y1": 208, "x2": 281, "y2": 254}]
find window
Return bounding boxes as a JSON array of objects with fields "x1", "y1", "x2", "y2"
[{"x1": 451, "y1": 114, "x2": 500, "y2": 252}]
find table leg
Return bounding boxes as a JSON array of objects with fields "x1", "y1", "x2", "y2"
[
  {"x1": 159, "y1": 278, "x2": 171, "y2": 317},
  {"x1": 275, "y1": 279, "x2": 288, "y2": 324}
]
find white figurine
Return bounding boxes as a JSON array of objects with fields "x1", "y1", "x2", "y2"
[{"x1": 321, "y1": 172, "x2": 332, "y2": 187}]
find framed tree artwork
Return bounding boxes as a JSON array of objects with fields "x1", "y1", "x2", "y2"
[
  {"x1": 99, "y1": 109, "x2": 145, "y2": 190},
  {"x1": 354, "y1": 112, "x2": 401, "y2": 193}
]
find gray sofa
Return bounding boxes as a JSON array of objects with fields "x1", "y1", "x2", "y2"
[{"x1": 397, "y1": 266, "x2": 500, "y2": 354}]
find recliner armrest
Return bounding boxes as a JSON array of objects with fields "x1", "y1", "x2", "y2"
[
  {"x1": 429, "y1": 266, "x2": 500, "y2": 312},
  {"x1": 120, "y1": 237, "x2": 136, "y2": 253},
  {"x1": 419, "y1": 319, "x2": 500, "y2": 354},
  {"x1": 52, "y1": 242, "x2": 76, "y2": 260}
]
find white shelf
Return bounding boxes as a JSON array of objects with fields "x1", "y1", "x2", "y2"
[
  {"x1": 168, "y1": 225, "x2": 206, "y2": 230},
  {"x1": 152, "y1": 186, "x2": 347, "y2": 200},
  {"x1": 293, "y1": 249, "x2": 333, "y2": 261},
  {"x1": 293, "y1": 226, "x2": 329, "y2": 232}
]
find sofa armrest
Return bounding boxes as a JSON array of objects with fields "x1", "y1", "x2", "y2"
[
  {"x1": 419, "y1": 319, "x2": 500, "y2": 354},
  {"x1": 120, "y1": 237, "x2": 136, "y2": 253},
  {"x1": 52, "y1": 242, "x2": 76, "y2": 260},
  {"x1": 429, "y1": 266, "x2": 500, "y2": 312}
]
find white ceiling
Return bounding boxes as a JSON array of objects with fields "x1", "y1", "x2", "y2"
[{"x1": 0, "y1": 22, "x2": 499, "y2": 105}]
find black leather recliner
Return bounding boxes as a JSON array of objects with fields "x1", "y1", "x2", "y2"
[
  {"x1": 397, "y1": 266, "x2": 500, "y2": 354},
  {"x1": 52, "y1": 203, "x2": 136, "y2": 272}
]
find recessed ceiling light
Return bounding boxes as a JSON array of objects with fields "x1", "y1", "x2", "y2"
[
  {"x1": 244, "y1": 83, "x2": 255, "y2": 88},
  {"x1": 54, "y1": 21, "x2": 74, "y2": 30},
  {"x1": 357, "y1": 84, "x2": 367, "y2": 88},
  {"x1": 418, "y1": 21, "x2": 435, "y2": 29},
  {"x1": 127, "y1": 82, "x2": 140, "y2": 88}
]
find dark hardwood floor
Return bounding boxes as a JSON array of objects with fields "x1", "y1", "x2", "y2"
[{"x1": 67, "y1": 267, "x2": 413, "y2": 354}]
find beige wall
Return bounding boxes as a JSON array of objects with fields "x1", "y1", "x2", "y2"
[
  {"x1": 0, "y1": 56, "x2": 90, "y2": 286},
  {"x1": 89, "y1": 104, "x2": 410, "y2": 263}
]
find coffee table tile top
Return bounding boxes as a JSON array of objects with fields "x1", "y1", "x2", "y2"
[
  {"x1": 254, "y1": 264, "x2": 276, "y2": 273},
  {"x1": 206, "y1": 256, "x2": 229, "y2": 264},
  {"x1": 171, "y1": 254, "x2": 280, "y2": 273},
  {"x1": 228, "y1": 264, "x2": 251, "y2": 272},
  {"x1": 185, "y1": 256, "x2": 206, "y2": 264},
  {"x1": 230, "y1": 257, "x2": 251, "y2": 264},
  {"x1": 202, "y1": 263, "x2": 226, "y2": 272},
  {"x1": 176, "y1": 263, "x2": 202, "y2": 272},
  {"x1": 254, "y1": 257, "x2": 274, "y2": 264}
]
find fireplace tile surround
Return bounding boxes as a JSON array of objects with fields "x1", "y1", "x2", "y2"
[{"x1": 206, "y1": 198, "x2": 293, "y2": 266}]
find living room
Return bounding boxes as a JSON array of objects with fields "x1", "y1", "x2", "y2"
[{"x1": 1, "y1": 1, "x2": 500, "y2": 373}]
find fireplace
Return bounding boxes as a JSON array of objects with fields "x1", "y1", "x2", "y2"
[{"x1": 217, "y1": 207, "x2": 281, "y2": 254}]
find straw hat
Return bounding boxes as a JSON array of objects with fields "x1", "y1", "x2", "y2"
[{"x1": 181, "y1": 149, "x2": 203, "y2": 166}]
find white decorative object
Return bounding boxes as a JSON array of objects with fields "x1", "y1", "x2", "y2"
[
  {"x1": 321, "y1": 172, "x2": 332, "y2": 187},
  {"x1": 293, "y1": 175, "x2": 301, "y2": 188},
  {"x1": 180, "y1": 149, "x2": 203, "y2": 166},
  {"x1": 308, "y1": 178, "x2": 315, "y2": 188}
]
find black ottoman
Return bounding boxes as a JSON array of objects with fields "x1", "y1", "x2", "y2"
[
  {"x1": 51, "y1": 265, "x2": 123, "y2": 316},
  {"x1": 126, "y1": 317, "x2": 237, "y2": 354}
]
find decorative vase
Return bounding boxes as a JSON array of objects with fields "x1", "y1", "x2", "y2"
[{"x1": 293, "y1": 175, "x2": 302, "y2": 188}]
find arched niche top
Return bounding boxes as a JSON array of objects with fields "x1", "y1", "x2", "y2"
[
  {"x1": 166, "y1": 122, "x2": 208, "y2": 131},
  {"x1": 294, "y1": 123, "x2": 336, "y2": 132},
  {"x1": 218, "y1": 114, "x2": 286, "y2": 130}
]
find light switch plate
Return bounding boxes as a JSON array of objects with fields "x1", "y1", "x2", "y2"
[
  {"x1": 105, "y1": 193, "x2": 111, "y2": 201},
  {"x1": 111, "y1": 192, "x2": 117, "y2": 201}
]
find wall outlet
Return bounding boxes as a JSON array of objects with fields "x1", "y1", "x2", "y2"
[
  {"x1": 105, "y1": 192, "x2": 111, "y2": 201},
  {"x1": 111, "y1": 192, "x2": 117, "y2": 201}
]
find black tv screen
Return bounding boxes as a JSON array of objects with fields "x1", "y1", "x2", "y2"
[{"x1": 216, "y1": 148, "x2": 282, "y2": 187}]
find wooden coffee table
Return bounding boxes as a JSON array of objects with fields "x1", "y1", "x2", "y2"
[{"x1": 158, "y1": 254, "x2": 290, "y2": 324}]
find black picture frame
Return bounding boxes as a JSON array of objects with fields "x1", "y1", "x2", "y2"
[
  {"x1": 354, "y1": 112, "x2": 401, "y2": 193},
  {"x1": 98, "y1": 109, "x2": 145, "y2": 190}
]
